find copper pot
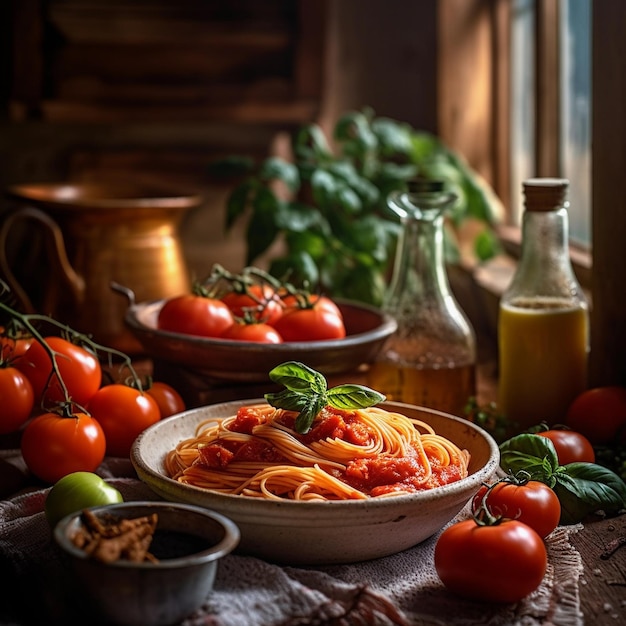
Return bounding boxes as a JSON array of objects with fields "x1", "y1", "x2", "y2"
[{"x1": 0, "y1": 182, "x2": 202, "y2": 354}]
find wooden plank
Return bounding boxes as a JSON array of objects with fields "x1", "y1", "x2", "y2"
[
  {"x1": 535, "y1": 0, "x2": 560, "y2": 176},
  {"x1": 589, "y1": 0, "x2": 626, "y2": 387},
  {"x1": 29, "y1": 99, "x2": 319, "y2": 124},
  {"x1": 437, "y1": 0, "x2": 494, "y2": 183}
]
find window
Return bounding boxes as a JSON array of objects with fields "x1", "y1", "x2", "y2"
[{"x1": 510, "y1": 0, "x2": 591, "y2": 248}]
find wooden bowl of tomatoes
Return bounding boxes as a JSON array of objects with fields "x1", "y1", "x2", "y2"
[{"x1": 124, "y1": 297, "x2": 397, "y2": 384}]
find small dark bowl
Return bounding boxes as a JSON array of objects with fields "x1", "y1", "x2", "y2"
[
  {"x1": 125, "y1": 298, "x2": 397, "y2": 382},
  {"x1": 54, "y1": 501, "x2": 240, "y2": 626}
]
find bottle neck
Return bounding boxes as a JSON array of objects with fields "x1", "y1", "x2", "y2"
[
  {"x1": 504, "y1": 207, "x2": 584, "y2": 302},
  {"x1": 386, "y1": 214, "x2": 450, "y2": 306}
]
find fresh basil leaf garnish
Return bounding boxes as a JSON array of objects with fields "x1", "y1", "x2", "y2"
[
  {"x1": 294, "y1": 394, "x2": 327, "y2": 434},
  {"x1": 265, "y1": 361, "x2": 385, "y2": 434},
  {"x1": 327, "y1": 385, "x2": 386, "y2": 410},
  {"x1": 263, "y1": 388, "x2": 312, "y2": 413},
  {"x1": 268, "y1": 361, "x2": 327, "y2": 393}
]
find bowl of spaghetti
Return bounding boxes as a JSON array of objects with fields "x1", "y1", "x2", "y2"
[{"x1": 131, "y1": 398, "x2": 499, "y2": 565}]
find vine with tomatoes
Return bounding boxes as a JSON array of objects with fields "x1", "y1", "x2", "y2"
[
  {"x1": 435, "y1": 472, "x2": 557, "y2": 603},
  {"x1": 156, "y1": 264, "x2": 347, "y2": 343},
  {"x1": 444, "y1": 391, "x2": 626, "y2": 602},
  {"x1": 0, "y1": 280, "x2": 186, "y2": 484}
]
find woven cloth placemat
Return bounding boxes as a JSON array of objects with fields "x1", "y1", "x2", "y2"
[{"x1": 0, "y1": 467, "x2": 584, "y2": 626}]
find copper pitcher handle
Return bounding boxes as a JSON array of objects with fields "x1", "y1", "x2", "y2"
[{"x1": 0, "y1": 206, "x2": 85, "y2": 314}]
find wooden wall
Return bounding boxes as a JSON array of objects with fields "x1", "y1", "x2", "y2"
[{"x1": 1, "y1": 0, "x2": 328, "y2": 278}]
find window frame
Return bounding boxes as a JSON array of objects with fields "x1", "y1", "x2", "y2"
[{"x1": 438, "y1": 0, "x2": 626, "y2": 387}]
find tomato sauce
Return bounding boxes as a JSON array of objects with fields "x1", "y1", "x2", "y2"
[{"x1": 200, "y1": 405, "x2": 463, "y2": 495}]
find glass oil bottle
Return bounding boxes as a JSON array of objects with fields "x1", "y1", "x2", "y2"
[
  {"x1": 367, "y1": 179, "x2": 476, "y2": 416},
  {"x1": 498, "y1": 178, "x2": 589, "y2": 432}
]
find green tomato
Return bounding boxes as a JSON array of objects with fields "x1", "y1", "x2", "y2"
[{"x1": 45, "y1": 471, "x2": 123, "y2": 528}]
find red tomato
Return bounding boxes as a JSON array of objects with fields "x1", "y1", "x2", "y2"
[
  {"x1": 20, "y1": 411, "x2": 106, "y2": 484},
  {"x1": 16, "y1": 337, "x2": 102, "y2": 407},
  {"x1": 221, "y1": 321, "x2": 283, "y2": 344},
  {"x1": 157, "y1": 294, "x2": 234, "y2": 338},
  {"x1": 273, "y1": 306, "x2": 346, "y2": 342},
  {"x1": 146, "y1": 381, "x2": 186, "y2": 418},
  {"x1": 221, "y1": 284, "x2": 284, "y2": 325},
  {"x1": 536, "y1": 429, "x2": 595, "y2": 464},
  {"x1": 88, "y1": 384, "x2": 161, "y2": 457},
  {"x1": 0, "y1": 329, "x2": 33, "y2": 362},
  {"x1": 565, "y1": 386, "x2": 626, "y2": 445},
  {"x1": 434, "y1": 518, "x2": 547, "y2": 603},
  {"x1": 472, "y1": 479, "x2": 561, "y2": 539},
  {"x1": 280, "y1": 293, "x2": 343, "y2": 319},
  {"x1": 0, "y1": 365, "x2": 34, "y2": 434}
]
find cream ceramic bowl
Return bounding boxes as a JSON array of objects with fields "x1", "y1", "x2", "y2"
[{"x1": 131, "y1": 400, "x2": 500, "y2": 565}]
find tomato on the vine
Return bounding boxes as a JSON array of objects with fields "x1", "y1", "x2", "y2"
[
  {"x1": 434, "y1": 518, "x2": 547, "y2": 603},
  {"x1": 221, "y1": 321, "x2": 283, "y2": 344},
  {"x1": 146, "y1": 381, "x2": 186, "y2": 418},
  {"x1": 0, "y1": 364, "x2": 34, "y2": 434},
  {"x1": 88, "y1": 384, "x2": 161, "y2": 457},
  {"x1": 536, "y1": 429, "x2": 595, "y2": 464},
  {"x1": 472, "y1": 479, "x2": 561, "y2": 539},
  {"x1": 0, "y1": 328, "x2": 33, "y2": 362},
  {"x1": 21, "y1": 410, "x2": 106, "y2": 484},
  {"x1": 565, "y1": 385, "x2": 626, "y2": 445},
  {"x1": 157, "y1": 294, "x2": 234, "y2": 338},
  {"x1": 280, "y1": 293, "x2": 343, "y2": 320},
  {"x1": 16, "y1": 336, "x2": 102, "y2": 407},
  {"x1": 273, "y1": 302, "x2": 346, "y2": 342},
  {"x1": 221, "y1": 284, "x2": 284, "y2": 325}
]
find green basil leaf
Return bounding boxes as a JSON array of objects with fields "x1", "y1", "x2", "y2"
[
  {"x1": 337, "y1": 186, "x2": 362, "y2": 214},
  {"x1": 311, "y1": 169, "x2": 339, "y2": 209},
  {"x1": 553, "y1": 462, "x2": 626, "y2": 524},
  {"x1": 263, "y1": 389, "x2": 310, "y2": 413},
  {"x1": 371, "y1": 117, "x2": 414, "y2": 157},
  {"x1": 499, "y1": 434, "x2": 559, "y2": 470},
  {"x1": 499, "y1": 433, "x2": 560, "y2": 485},
  {"x1": 268, "y1": 251, "x2": 319, "y2": 289},
  {"x1": 275, "y1": 202, "x2": 330, "y2": 235},
  {"x1": 327, "y1": 385, "x2": 385, "y2": 410},
  {"x1": 268, "y1": 362, "x2": 326, "y2": 394},
  {"x1": 245, "y1": 188, "x2": 281, "y2": 263},
  {"x1": 294, "y1": 394, "x2": 327, "y2": 434},
  {"x1": 225, "y1": 181, "x2": 254, "y2": 230},
  {"x1": 266, "y1": 362, "x2": 384, "y2": 434},
  {"x1": 258, "y1": 157, "x2": 300, "y2": 192}
]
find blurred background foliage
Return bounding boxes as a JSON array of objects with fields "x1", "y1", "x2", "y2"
[{"x1": 211, "y1": 108, "x2": 504, "y2": 306}]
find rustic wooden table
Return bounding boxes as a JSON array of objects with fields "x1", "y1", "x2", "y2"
[{"x1": 571, "y1": 513, "x2": 626, "y2": 624}]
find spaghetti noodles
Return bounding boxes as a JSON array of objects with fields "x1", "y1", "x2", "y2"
[{"x1": 165, "y1": 403, "x2": 470, "y2": 501}]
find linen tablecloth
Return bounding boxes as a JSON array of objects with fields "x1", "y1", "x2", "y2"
[{"x1": 0, "y1": 459, "x2": 584, "y2": 626}]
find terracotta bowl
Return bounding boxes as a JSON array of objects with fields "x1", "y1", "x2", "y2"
[
  {"x1": 54, "y1": 501, "x2": 240, "y2": 626},
  {"x1": 125, "y1": 298, "x2": 397, "y2": 383},
  {"x1": 131, "y1": 400, "x2": 500, "y2": 565}
]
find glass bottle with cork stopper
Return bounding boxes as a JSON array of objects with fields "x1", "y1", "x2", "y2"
[
  {"x1": 367, "y1": 178, "x2": 477, "y2": 416},
  {"x1": 498, "y1": 178, "x2": 589, "y2": 433}
]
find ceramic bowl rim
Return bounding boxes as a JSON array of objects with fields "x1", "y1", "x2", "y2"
[
  {"x1": 131, "y1": 399, "x2": 501, "y2": 517},
  {"x1": 54, "y1": 500, "x2": 241, "y2": 569},
  {"x1": 125, "y1": 298, "x2": 398, "y2": 351}
]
